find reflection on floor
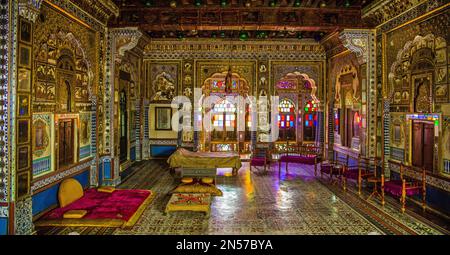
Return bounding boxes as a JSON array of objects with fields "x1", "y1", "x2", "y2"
[{"x1": 35, "y1": 161, "x2": 449, "y2": 235}]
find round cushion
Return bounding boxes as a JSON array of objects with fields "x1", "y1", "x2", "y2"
[
  {"x1": 181, "y1": 177, "x2": 194, "y2": 184},
  {"x1": 58, "y1": 178, "x2": 84, "y2": 208},
  {"x1": 201, "y1": 177, "x2": 214, "y2": 184}
]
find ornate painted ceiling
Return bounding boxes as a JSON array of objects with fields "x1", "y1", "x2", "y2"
[{"x1": 110, "y1": 0, "x2": 375, "y2": 40}]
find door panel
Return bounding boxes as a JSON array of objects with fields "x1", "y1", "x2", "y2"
[
  {"x1": 412, "y1": 122, "x2": 423, "y2": 168},
  {"x1": 66, "y1": 120, "x2": 73, "y2": 164},
  {"x1": 59, "y1": 119, "x2": 74, "y2": 167},
  {"x1": 423, "y1": 123, "x2": 434, "y2": 171}
]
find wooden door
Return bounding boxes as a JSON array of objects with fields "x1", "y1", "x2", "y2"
[
  {"x1": 423, "y1": 123, "x2": 434, "y2": 171},
  {"x1": 412, "y1": 122, "x2": 423, "y2": 168},
  {"x1": 59, "y1": 119, "x2": 74, "y2": 167}
]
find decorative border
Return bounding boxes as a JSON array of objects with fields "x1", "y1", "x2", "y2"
[
  {"x1": 0, "y1": 0, "x2": 11, "y2": 204},
  {"x1": 149, "y1": 139, "x2": 178, "y2": 145},
  {"x1": 31, "y1": 159, "x2": 94, "y2": 192}
]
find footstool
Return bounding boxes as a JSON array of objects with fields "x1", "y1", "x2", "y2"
[{"x1": 165, "y1": 193, "x2": 211, "y2": 217}]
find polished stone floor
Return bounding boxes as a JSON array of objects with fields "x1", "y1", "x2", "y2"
[{"x1": 35, "y1": 160, "x2": 448, "y2": 235}]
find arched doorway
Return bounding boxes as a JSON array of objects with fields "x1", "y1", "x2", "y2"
[
  {"x1": 200, "y1": 71, "x2": 251, "y2": 153},
  {"x1": 274, "y1": 72, "x2": 320, "y2": 150}
]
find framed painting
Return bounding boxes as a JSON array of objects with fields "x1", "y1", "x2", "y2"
[
  {"x1": 155, "y1": 107, "x2": 172, "y2": 130},
  {"x1": 18, "y1": 44, "x2": 32, "y2": 68},
  {"x1": 18, "y1": 119, "x2": 30, "y2": 145},
  {"x1": 17, "y1": 171, "x2": 30, "y2": 200},
  {"x1": 18, "y1": 68, "x2": 31, "y2": 92},
  {"x1": 19, "y1": 19, "x2": 32, "y2": 44},
  {"x1": 17, "y1": 94, "x2": 30, "y2": 117},
  {"x1": 18, "y1": 146, "x2": 30, "y2": 170}
]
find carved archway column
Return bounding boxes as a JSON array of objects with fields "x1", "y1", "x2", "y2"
[
  {"x1": 339, "y1": 29, "x2": 377, "y2": 158},
  {"x1": 101, "y1": 27, "x2": 142, "y2": 187}
]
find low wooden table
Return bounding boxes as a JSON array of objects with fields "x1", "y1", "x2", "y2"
[{"x1": 165, "y1": 193, "x2": 211, "y2": 217}]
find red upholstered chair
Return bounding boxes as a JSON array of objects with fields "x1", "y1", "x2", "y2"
[
  {"x1": 250, "y1": 148, "x2": 271, "y2": 173},
  {"x1": 381, "y1": 163, "x2": 426, "y2": 213},
  {"x1": 342, "y1": 156, "x2": 379, "y2": 195}
]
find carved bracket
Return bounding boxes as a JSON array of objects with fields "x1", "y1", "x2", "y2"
[
  {"x1": 339, "y1": 30, "x2": 371, "y2": 65},
  {"x1": 18, "y1": 0, "x2": 43, "y2": 23},
  {"x1": 110, "y1": 27, "x2": 143, "y2": 64}
]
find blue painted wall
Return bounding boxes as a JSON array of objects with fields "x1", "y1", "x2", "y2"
[
  {"x1": 150, "y1": 145, "x2": 176, "y2": 157},
  {"x1": 32, "y1": 170, "x2": 90, "y2": 216},
  {"x1": 98, "y1": 161, "x2": 103, "y2": 186},
  {"x1": 103, "y1": 160, "x2": 111, "y2": 179},
  {"x1": 130, "y1": 146, "x2": 136, "y2": 161},
  {"x1": 390, "y1": 171, "x2": 450, "y2": 214},
  {"x1": 0, "y1": 218, "x2": 7, "y2": 235}
]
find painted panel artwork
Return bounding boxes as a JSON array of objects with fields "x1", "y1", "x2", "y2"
[
  {"x1": 33, "y1": 114, "x2": 53, "y2": 176},
  {"x1": 18, "y1": 119, "x2": 30, "y2": 144},
  {"x1": 18, "y1": 45, "x2": 32, "y2": 68},
  {"x1": 155, "y1": 107, "x2": 172, "y2": 130},
  {"x1": 18, "y1": 69, "x2": 31, "y2": 92},
  {"x1": 18, "y1": 94, "x2": 30, "y2": 117},
  {"x1": 18, "y1": 146, "x2": 30, "y2": 170},
  {"x1": 19, "y1": 19, "x2": 32, "y2": 44}
]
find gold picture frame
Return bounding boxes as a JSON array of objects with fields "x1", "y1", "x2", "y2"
[
  {"x1": 18, "y1": 119, "x2": 30, "y2": 145},
  {"x1": 155, "y1": 107, "x2": 172, "y2": 130},
  {"x1": 18, "y1": 44, "x2": 32, "y2": 68},
  {"x1": 18, "y1": 68, "x2": 31, "y2": 92},
  {"x1": 17, "y1": 171, "x2": 30, "y2": 200},
  {"x1": 17, "y1": 145, "x2": 30, "y2": 170},
  {"x1": 19, "y1": 19, "x2": 32, "y2": 44},
  {"x1": 17, "y1": 94, "x2": 31, "y2": 117}
]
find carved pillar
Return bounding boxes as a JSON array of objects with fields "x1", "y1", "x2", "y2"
[
  {"x1": 339, "y1": 29, "x2": 377, "y2": 158},
  {"x1": 1, "y1": 0, "x2": 43, "y2": 236},
  {"x1": 101, "y1": 27, "x2": 142, "y2": 186}
]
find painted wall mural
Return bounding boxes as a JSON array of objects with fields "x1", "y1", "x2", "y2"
[
  {"x1": 79, "y1": 112, "x2": 92, "y2": 160},
  {"x1": 32, "y1": 113, "x2": 53, "y2": 177}
]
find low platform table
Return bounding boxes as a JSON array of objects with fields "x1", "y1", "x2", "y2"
[{"x1": 165, "y1": 193, "x2": 211, "y2": 217}]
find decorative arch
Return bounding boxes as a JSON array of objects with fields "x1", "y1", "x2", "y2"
[
  {"x1": 202, "y1": 71, "x2": 250, "y2": 96},
  {"x1": 35, "y1": 30, "x2": 94, "y2": 103},
  {"x1": 388, "y1": 33, "x2": 446, "y2": 102},
  {"x1": 335, "y1": 65, "x2": 359, "y2": 107}
]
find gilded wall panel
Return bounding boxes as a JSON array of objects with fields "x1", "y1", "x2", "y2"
[{"x1": 145, "y1": 60, "x2": 181, "y2": 102}]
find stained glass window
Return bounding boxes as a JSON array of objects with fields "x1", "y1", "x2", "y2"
[
  {"x1": 212, "y1": 100, "x2": 236, "y2": 127},
  {"x1": 276, "y1": 80, "x2": 297, "y2": 90},
  {"x1": 278, "y1": 99, "x2": 295, "y2": 128},
  {"x1": 353, "y1": 111, "x2": 361, "y2": 138},
  {"x1": 334, "y1": 110, "x2": 340, "y2": 132},
  {"x1": 211, "y1": 79, "x2": 239, "y2": 91},
  {"x1": 304, "y1": 101, "x2": 318, "y2": 112}
]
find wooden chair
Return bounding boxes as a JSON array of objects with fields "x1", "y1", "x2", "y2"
[
  {"x1": 320, "y1": 153, "x2": 347, "y2": 184},
  {"x1": 342, "y1": 156, "x2": 378, "y2": 195},
  {"x1": 250, "y1": 148, "x2": 271, "y2": 173},
  {"x1": 382, "y1": 163, "x2": 426, "y2": 213}
]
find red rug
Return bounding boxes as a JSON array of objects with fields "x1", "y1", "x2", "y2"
[{"x1": 35, "y1": 189, "x2": 155, "y2": 228}]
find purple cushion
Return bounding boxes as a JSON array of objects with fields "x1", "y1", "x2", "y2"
[
  {"x1": 384, "y1": 180, "x2": 421, "y2": 197},
  {"x1": 344, "y1": 169, "x2": 359, "y2": 179},
  {"x1": 279, "y1": 155, "x2": 316, "y2": 164},
  {"x1": 251, "y1": 158, "x2": 266, "y2": 166}
]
